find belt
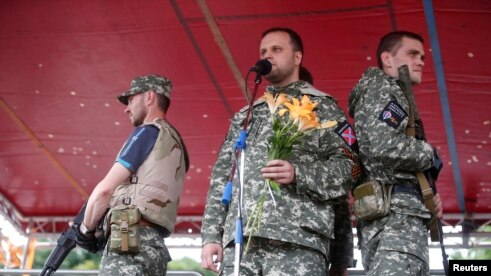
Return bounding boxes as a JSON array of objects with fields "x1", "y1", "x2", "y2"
[
  {"x1": 139, "y1": 218, "x2": 171, "y2": 237},
  {"x1": 393, "y1": 184, "x2": 423, "y2": 203},
  {"x1": 139, "y1": 218, "x2": 156, "y2": 227}
]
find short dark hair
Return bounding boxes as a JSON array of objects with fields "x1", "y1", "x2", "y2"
[
  {"x1": 376, "y1": 31, "x2": 424, "y2": 69},
  {"x1": 261, "y1": 27, "x2": 304, "y2": 54},
  {"x1": 155, "y1": 93, "x2": 170, "y2": 113}
]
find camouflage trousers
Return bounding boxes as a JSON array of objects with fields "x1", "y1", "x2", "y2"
[
  {"x1": 219, "y1": 237, "x2": 327, "y2": 276},
  {"x1": 360, "y1": 211, "x2": 430, "y2": 276},
  {"x1": 99, "y1": 226, "x2": 171, "y2": 276}
]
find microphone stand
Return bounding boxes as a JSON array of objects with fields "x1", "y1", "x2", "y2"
[{"x1": 221, "y1": 70, "x2": 264, "y2": 276}]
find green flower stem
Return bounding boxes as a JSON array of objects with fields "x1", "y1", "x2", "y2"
[
  {"x1": 244, "y1": 114, "x2": 311, "y2": 255},
  {"x1": 244, "y1": 183, "x2": 268, "y2": 254}
]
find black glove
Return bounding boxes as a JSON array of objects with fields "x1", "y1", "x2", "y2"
[{"x1": 74, "y1": 223, "x2": 99, "y2": 253}]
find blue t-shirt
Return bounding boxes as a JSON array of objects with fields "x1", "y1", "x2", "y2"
[{"x1": 116, "y1": 125, "x2": 159, "y2": 173}]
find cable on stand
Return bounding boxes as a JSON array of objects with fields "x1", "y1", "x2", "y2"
[{"x1": 220, "y1": 59, "x2": 272, "y2": 276}]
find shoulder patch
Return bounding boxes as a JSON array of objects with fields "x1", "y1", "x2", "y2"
[
  {"x1": 334, "y1": 121, "x2": 358, "y2": 150},
  {"x1": 378, "y1": 100, "x2": 408, "y2": 128}
]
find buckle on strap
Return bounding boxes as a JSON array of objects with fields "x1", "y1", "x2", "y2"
[
  {"x1": 421, "y1": 187, "x2": 434, "y2": 200},
  {"x1": 120, "y1": 212, "x2": 129, "y2": 233},
  {"x1": 122, "y1": 197, "x2": 131, "y2": 205}
]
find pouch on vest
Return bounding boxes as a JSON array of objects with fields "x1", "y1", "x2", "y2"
[
  {"x1": 109, "y1": 206, "x2": 141, "y2": 253},
  {"x1": 352, "y1": 180, "x2": 392, "y2": 221}
]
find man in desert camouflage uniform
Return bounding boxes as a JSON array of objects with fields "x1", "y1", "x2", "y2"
[
  {"x1": 75, "y1": 75, "x2": 189, "y2": 275},
  {"x1": 201, "y1": 27, "x2": 359, "y2": 275},
  {"x1": 348, "y1": 31, "x2": 443, "y2": 275}
]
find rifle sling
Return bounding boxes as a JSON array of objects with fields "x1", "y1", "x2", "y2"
[
  {"x1": 417, "y1": 171, "x2": 439, "y2": 241},
  {"x1": 399, "y1": 66, "x2": 439, "y2": 242}
]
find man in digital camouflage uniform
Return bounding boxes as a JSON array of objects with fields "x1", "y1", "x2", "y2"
[
  {"x1": 299, "y1": 69, "x2": 355, "y2": 276},
  {"x1": 201, "y1": 27, "x2": 359, "y2": 275},
  {"x1": 75, "y1": 75, "x2": 189, "y2": 275},
  {"x1": 348, "y1": 31, "x2": 443, "y2": 275}
]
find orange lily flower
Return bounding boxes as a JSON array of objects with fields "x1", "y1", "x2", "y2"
[
  {"x1": 263, "y1": 92, "x2": 288, "y2": 114},
  {"x1": 282, "y1": 95, "x2": 319, "y2": 131}
]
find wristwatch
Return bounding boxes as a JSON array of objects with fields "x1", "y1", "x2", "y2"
[{"x1": 79, "y1": 222, "x2": 95, "y2": 236}]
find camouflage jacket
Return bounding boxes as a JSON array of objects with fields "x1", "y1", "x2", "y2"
[
  {"x1": 348, "y1": 67, "x2": 434, "y2": 186},
  {"x1": 201, "y1": 81, "x2": 358, "y2": 265},
  {"x1": 348, "y1": 67, "x2": 434, "y2": 223}
]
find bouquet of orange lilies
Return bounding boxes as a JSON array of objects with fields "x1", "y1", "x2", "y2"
[{"x1": 244, "y1": 92, "x2": 337, "y2": 254}]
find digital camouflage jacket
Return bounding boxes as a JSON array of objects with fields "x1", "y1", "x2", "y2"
[
  {"x1": 348, "y1": 67, "x2": 434, "y2": 262},
  {"x1": 348, "y1": 67, "x2": 434, "y2": 187},
  {"x1": 202, "y1": 80, "x2": 359, "y2": 265}
]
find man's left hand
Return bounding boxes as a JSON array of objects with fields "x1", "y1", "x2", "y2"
[{"x1": 261, "y1": 160, "x2": 296, "y2": 184}]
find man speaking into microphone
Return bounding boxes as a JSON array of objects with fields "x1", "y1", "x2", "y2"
[{"x1": 201, "y1": 27, "x2": 359, "y2": 275}]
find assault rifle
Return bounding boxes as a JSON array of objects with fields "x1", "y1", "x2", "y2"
[
  {"x1": 40, "y1": 203, "x2": 107, "y2": 276},
  {"x1": 398, "y1": 65, "x2": 449, "y2": 276}
]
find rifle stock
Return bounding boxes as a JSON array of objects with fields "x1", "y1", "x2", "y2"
[{"x1": 398, "y1": 65, "x2": 449, "y2": 276}]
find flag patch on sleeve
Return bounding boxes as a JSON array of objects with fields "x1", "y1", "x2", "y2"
[
  {"x1": 334, "y1": 121, "x2": 358, "y2": 150},
  {"x1": 378, "y1": 100, "x2": 408, "y2": 128}
]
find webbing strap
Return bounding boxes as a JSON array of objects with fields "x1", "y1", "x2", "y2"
[
  {"x1": 399, "y1": 66, "x2": 439, "y2": 242},
  {"x1": 120, "y1": 211, "x2": 129, "y2": 252},
  {"x1": 417, "y1": 171, "x2": 439, "y2": 241}
]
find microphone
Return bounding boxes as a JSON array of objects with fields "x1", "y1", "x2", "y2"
[{"x1": 250, "y1": 59, "x2": 272, "y2": 75}]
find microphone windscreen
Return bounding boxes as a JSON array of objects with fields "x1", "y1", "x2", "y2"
[{"x1": 251, "y1": 59, "x2": 272, "y2": 75}]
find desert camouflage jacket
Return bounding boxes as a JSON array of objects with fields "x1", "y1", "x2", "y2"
[{"x1": 202, "y1": 80, "x2": 358, "y2": 265}]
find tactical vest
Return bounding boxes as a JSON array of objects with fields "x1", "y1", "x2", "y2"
[{"x1": 109, "y1": 118, "x2": 187, "y2": 234}]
